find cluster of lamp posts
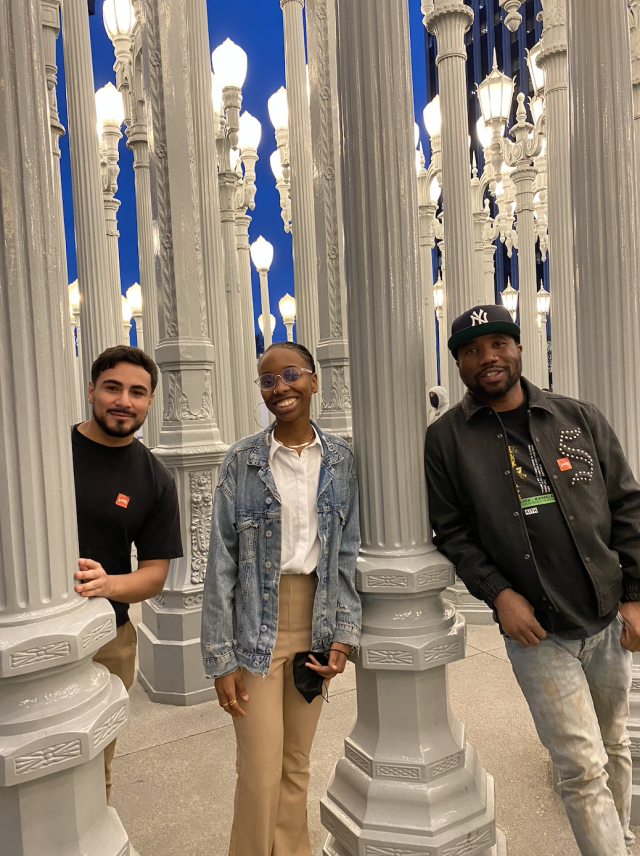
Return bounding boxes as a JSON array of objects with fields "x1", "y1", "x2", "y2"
[{"x1": 68, "y1": 0, "x2": 300, "y2": 389}]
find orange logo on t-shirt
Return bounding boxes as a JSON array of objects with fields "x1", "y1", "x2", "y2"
[
  {"x1": 557, "y1": 458, "x2": 572, "y2": 472},
  {"x1": 115, "y1": 493, "x2": 130, "y2": 508}
]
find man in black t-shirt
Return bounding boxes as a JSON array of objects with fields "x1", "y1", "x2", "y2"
[
  {"x1": 425, "y1": 306, "x2": 640, "y2": 856},
  {"x1": 72, "y1": 345, "x2": 182, "y2": 800}
]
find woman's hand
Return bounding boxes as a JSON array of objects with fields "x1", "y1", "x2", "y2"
[
  {"x1": 305, "y1": 642, "x2": 351, "y2": 680},
  {"x1": 214, "y1": 669, "x2": 249, "y2": 717}
]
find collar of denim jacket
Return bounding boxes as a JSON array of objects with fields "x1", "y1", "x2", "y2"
[{"x1": 247, "y1": 420, "x2": 344, "y2": 468}]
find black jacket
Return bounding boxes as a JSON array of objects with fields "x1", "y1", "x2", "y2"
[{"x1": 424, "y1": 378, "x2": 640, "y2": 615}]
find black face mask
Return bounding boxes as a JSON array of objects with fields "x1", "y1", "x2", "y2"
[{"x1": 292, "y1": 652, "x2": 330, "y2": 703}]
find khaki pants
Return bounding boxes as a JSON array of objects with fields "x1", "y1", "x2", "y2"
[
  {"x1": 229, "y1": 573, "x2": 324, "y2": 856},
  {"x1": 93, "y1": 618, "x2": 137, "y2": 801}
]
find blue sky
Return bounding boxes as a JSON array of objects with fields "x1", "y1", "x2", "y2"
[{"x1": 57, "y1": 1, "x2": 429, "y2": 347}]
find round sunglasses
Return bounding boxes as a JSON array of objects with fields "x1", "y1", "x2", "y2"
[{"x1": 255, "y1": 366, "x2": 313, "y2": 391}]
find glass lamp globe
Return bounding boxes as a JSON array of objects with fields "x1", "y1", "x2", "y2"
[
  {"x1": 270, "y1": 150, "x2": 284, "y2": 181},
  {"x1": 530, "y1": 95, "x2": 544, "y2": 128},
  {"x1": 250, "y1": 236, "x2": 274, "y2": 271},
  {"x1": 414, "y1": 122, "x2": 420, "y2": 148},
  {"x1": 537, "y1": 285, "x2": 551, "y2": 317},
  {"x1": 415, "y1": 148, "x2": 423, "y2": 176},
  {"x1": 103, "y1": 0, "x2": 135, "y2": 39},
  {"x1": 258, "y1": 314, "x2": 276, "y2": 335},
  {"x1": 126, "y1": 283, "x2": 142, "y2": 313},
  {"x1": 211, "y1": 72, "x2": 223, "y2": 115},
  {"x1": 95, "y1": 82, "x2": 125, "y2": 130},
  {"x1": 423, "y1": 95, "x2": 441, "y2": 138},
  {"x1": 527, "y1": 43, "x2": 546, "y2": 97},
  {"x1": 429, "y1": 176, "x2": 442, "y2": 203},
  {"x1": 121, "y1": 295, "x2": 133, "y2": 323},
  {"x1": 68, "y1": 280, "x2": 80, "y2": 313},
  {"x1": 478, "y1": 53, "x2": 514, "y2": 126},
  {"x1": 211, "y1": 39, "x2": 248, "y2": 89},
  {"x1": 268, "y1": 87, "x2": 289, "y2": 130},
  {"x1": 433, "y1": 275, "x2": 444, "y2": 309},
  {"x1": 501, "y1": 280, "x2": 519, "y2": 319},
  {"x1": 279, "y1": 293, "x2": 296, "y2": 325},
  {"x1": 238, "y1": 112, "x2": 262, "y2": 151},
  {"x1": 476, "y1": 115, "x2": 501, "y2": 149}
]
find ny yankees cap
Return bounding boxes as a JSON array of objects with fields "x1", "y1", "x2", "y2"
[{"x1": 448, "y1": 305, "x2": 520, "y2": 356}]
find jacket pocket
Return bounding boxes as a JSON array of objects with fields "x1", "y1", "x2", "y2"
[{"x1": 237, "y1": 519, "x2": 259, "y2": 563}]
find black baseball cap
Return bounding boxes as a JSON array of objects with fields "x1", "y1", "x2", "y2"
[{"x1": 448, "y1": 305, "x2": 520, "y2": 356}]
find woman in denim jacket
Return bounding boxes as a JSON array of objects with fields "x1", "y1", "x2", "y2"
[{"x1": 201, "y1": 341, "x2": 361, "y2": 856}]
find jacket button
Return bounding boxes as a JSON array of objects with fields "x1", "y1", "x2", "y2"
[
  {"x1": 552, "y1": 475, "x2": 558, "y2": 480},
  {"x1": 497, "y1": 433, "x2": 503, "y2": 439},
  {"x1": 524, "y1": 554, "x2": 530, "y2": 560},
  {"x1": 261, "y1": 625, "x2": 267, "y2": 632},
  {"x1": 263, "y1": 593, "x2": 269, "y2": 601},
  {"x1": 585, "y1": 557, "x2": 591, "y2": 563},
  {"x1": 513, "y1": 512, "x2": 519, "y2": 517},
  {"x1": 568, "y1": 515, "x2": 574, "y2": 522},
  {"x1": 266, "y1": 497, "x2": 272, "y2": 504},
  {"x1": 265, "y1": 561, "x2": 272, "y2": 568},
  {"x1": 504, "y1": 470, "x2": 510, "y2": 476},
  {"x1": 266, "y1": 530, "x2": 272, "y2": 537}
]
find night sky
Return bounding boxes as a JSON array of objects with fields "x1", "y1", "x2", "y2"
[{"x1": 56, "y1": 1, "x2": 429, "y2": 347}]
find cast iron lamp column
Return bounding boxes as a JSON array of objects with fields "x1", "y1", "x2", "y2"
[
  {"x1": 61, "y1": 0, "x2": 121, "y2": 390},
  {"x1": 306, "y1": 0, "x2": 352, "y2": 441},
  {"x1": 423, "y1": 0, "x2": 476, "y2": 405},
  {"x1": 535, "y1": 0, "x2": 579, "y2": 397},
  {"x1": 0, "y1": 3, "x2": 133, "y2": 851},
  {"x1": 322, "y1": 1, "x2": 504, "y2": 853},
  {"x1": 280, "y1": 0, "x2": 321, "y2": 386},
  {"x1": 630, "y1": 1, "x2": 640, "y2": 244},
  {"x1": 136, "y1": 0, "x2": 228, "y2": 706}
]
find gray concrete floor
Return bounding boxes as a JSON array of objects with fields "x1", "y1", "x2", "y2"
[{"x1": 112, "y1": 605, "x2": 640, "y2": 856}]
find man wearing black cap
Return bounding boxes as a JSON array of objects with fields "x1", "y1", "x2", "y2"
[{"x1": 424, "y1": 305, "x2": 640, "y2": 856}]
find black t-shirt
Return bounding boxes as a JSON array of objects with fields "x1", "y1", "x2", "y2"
[
  {"x1": 499, "y1": 400, "x2": 615, "y2": 639},
  {"x1": 72, "y1": 426, "x2": 183, "y2": 626}
]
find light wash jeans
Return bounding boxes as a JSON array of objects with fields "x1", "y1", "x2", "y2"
[{"x1": 505, "y1": 616, "x2": 633, "y2": 856}]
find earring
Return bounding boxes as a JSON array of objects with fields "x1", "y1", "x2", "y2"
[{"x1": 254, "y1": 401, "x2": 265, "y2": 430}]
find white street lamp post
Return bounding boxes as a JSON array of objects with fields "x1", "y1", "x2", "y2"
[
  {"x1": 270, "y1": 149, "x2": 292, "y2": 232},
  {"x1": 121, "y1": 295, "x2": 132, "y2": 346},
  {"x1": 416, "y1": 137, "x2": 440, "y2": 391},
  {"x1": 126, "y1": 282, "x2": 143, "y2": 351},
  {"x1": 61, "y1": 0, "x2": 122, "y2": 395},
  {"x1": 501, "y1": 278, "x2": 519, "y2": 322},
  {"x1": 1, "y1": 5, "x2": 132, "y2": 849},
  {"x1": 250, "y1": 236, "x2": 274, "y2": 350},
  {"x1": 279, "y1": 0, "x2": 320, "y2": 399},
  {"x1": 95, "y1": 82, "x2": 125, "y2": 307},
  {"x1": 631, "y1": 1, "x2": 640, "y2": 235},
  {"x1": 536, "y1": 3, "x2": 579, "y2": 397},
  {"x1": 537, "y1": 285, "x2": 551, "y2": 389},
  {"x1": 68, "y1": 280, "x2": 84, "y2": 422},
  {"x1": 423, "y1": 0, "x2": 477, "y2": 406},
  {"x1": 433, "y1": 273, "x2": 449, "y2": 392},
  {"x1": 212, "y1": 41, "x2": 257, "y2": 439},
  {"x1": 279, "y1": 293, "x2": 296, "y2": 342}
]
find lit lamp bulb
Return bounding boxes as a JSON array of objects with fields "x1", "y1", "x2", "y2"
[
  {"x1": 423, "y1": 95, "x2": 441, "y2": 138},
  {"x1": 501, "y1": 279, "x2": 519, "y2": 321},
  {"x1": 68, "y1": 280, "x2": 80, "y2": 318},
  {"x1": 477, "y1": 52, "x2": 514, "y2": 130},
  {"x1": 103, "y1": 0, "x2": 135, "y2": 39},
  {"x1": 258, "y1": 314, "x2": 276, "y2": 335},
  {"x1": 238, "y1": 111, "x2": 262, "y2": 151},
  {"x1": 537, "y1": 285, "x2": 551, "y2": 317},
  {"x1": 433, "y1": 275, "x2": 444, "y2": 310},
  {"x1": 268, "y1": 87, "x2": 289, "y2": 130},
  {"x1": 414, "y1": 122, "x2": 420, "y2": 148},
  {"x1": 250, "y1": 236, "x2": 274, "y2": 271},
  {"x1": 95, "y1": 82, "x2": 125, "y2": 135},
  {"x1": 126, "y1": 283, "x2": 142, "y2": 313},
  {"x1": 279, "y1": 293, "x2": 296, "y2": 341},
  {"x1": 270, "y1": 150, "x2": 284, "y2": 181},
  {"x1": 211, "y1": 38, "x2": 248, "y2": 89},
  {"x1": 527, "y1": 42, "x2": 546, "y2": 97},
  {"x1": 121, "y1": 295, "x2": 133, "y2": 323},
  {"x1": 429, "y1": 176, "x2": 442, "y2": 203}
]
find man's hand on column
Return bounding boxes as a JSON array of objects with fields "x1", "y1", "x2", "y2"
[
  {"x1": 618, "y1": 601, "x2": 640, "y2": 652},
  {"x1": 494, "y1": 588, "x2": 548, "y2": 648}
]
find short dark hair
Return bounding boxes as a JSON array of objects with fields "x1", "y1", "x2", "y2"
[
  {"x1": 91, "y1": 346, "x2": 159, "y2": 392},
  {"x1": 259, "y1": 341, "x2": 316, "y2": 374}
]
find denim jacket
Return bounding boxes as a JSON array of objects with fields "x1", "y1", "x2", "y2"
[{"x1": 201, "y1": 423, "x2": 361, "y2": 678}]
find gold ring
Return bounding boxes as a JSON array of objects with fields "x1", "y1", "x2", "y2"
[
  {"x1": 228, "y1": 699, "x2": 237, "y2": 706},
  {"x1": 222, "y1": 701, "x2": 231, "y2": 707}
]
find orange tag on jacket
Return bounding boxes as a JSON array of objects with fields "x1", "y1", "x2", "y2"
[
  {"x1": 115, "y1": 493, "x2": 130, "y2": 508},
  {"x1": 557, "y1": 458, "x2": 572, "y2": 472}
]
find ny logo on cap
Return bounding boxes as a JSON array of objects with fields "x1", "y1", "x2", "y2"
[{"x1": 470, "y1": 309, "x2": 489, "y2": 326}]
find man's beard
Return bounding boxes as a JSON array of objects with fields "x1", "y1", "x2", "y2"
[
  {"x1": 93, "y1": 407, "x2": 146, "y2": 438},
  {"x1": 466, "y1": 356, "x2": 522, "y2": 401}
]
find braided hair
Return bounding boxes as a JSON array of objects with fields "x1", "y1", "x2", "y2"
[{"x1": 259, "y1": 341, "x2": 316, "y2": 374}]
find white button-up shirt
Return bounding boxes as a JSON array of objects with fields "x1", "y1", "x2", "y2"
[{"x1": 269, "y1": 429, "x2": 322, "y2": 575}]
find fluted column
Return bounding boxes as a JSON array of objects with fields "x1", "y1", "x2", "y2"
[
  {"x1": 280, "y1": 0, "x2": 320, "y2": 373},
  {"x1": 631, "y1": 1, "x2": 640, "y2": 249},
  {"x1": 511, "y1": 167, "x2": 541, "y2": 384},
  {"x1": 0, "y1": 3, "x2": 132, "y2": 851},
  {"x1": 306, "y1": 0, "x2": 352, "y2": 441},
  {"x1": 424, "y1": 0, "x2": 476, "y2": 405},
  {"x1": 137, "y1": 0, "x2": 228, "y2": 705},
  {"x1": 99, "y1": 120, "x2": 124, "y2": 304},
  {"x1": 323, "y1": 2, "x2": 504, "y2": 854},
  {"x1": 567, "y1": 0, "x2": 640, "y2": 476},
  {"x1": 40, "y1": 0, "x2": 76, "y2": 424},
  {"x1": 537, "y1": 0, "x2": 578, "y2": 397},
  {"x1": 235, "y1": 211, "x2": 260, "y2": 384},
  {"x1": 60, "y1": 0, "x2": 121, "y2": 392},
  {"x1": 184, "y1": 0, "x2": 236, "y2": 445},
  {"x1": 417, "y1": 164, "x2": 439, "y2": 391}
]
